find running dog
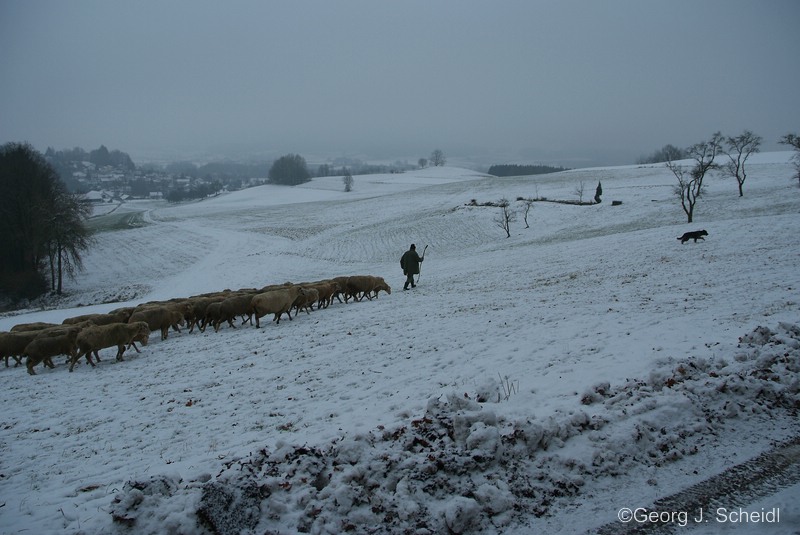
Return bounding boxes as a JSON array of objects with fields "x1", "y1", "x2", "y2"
[{"x1": 677, "y1": 230, "x2": 708, "y2": 244}]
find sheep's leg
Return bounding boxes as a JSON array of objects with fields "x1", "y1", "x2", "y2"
[
  {"x1": 116, "y1": 343, "x2": 126, "y2": 361},
  {"x1": 44, "y1": 357, "x2": 56, "y2": 369},
  {"x1": 161, "y1": 326, "x2": 169, "y2": 340},
  {"x1": 26, "y1": 356, "x2": 38, "y2": 375},
  {"x1": 130, "y1": 341, "x2": 141, "y2": 353},
  {"x1": 68, "y1": 351, "x2": 85, "y2": 372}
]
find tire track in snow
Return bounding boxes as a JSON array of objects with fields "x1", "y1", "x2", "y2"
[{"x1": 593, "y1": 436, "x2": 800, "y2": 534}]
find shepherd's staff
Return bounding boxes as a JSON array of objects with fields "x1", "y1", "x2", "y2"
[{"x1": 416, "y1": 244, "x2": 428, "y2": 284}]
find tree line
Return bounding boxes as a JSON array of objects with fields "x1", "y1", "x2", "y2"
[
  {"x1": 0, "y1": 143, "x2": 92, "y2": 303},
  {"x1": 487, "y1": 164, "x2": 569, "y2": 177},
  {"x1": 46, "y1": 144, "x2": 136, "y2": 170},
  {"x1": 165, "y1": 181, "x2": 223, "y2": 203}
]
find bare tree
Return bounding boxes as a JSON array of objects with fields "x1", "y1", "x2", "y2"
[
  {"x1": 778, "y1": 133, "x2": 800, "y2": 186},
  {"x1": 667, "y1": 132, "x2": 723, "y2": 223},
  {"x1": 574, "y1": 181, "x2": 585, "y2": 203},
  {"x1": 520, "y1": 198, "x2": 533, "y2": 228},
  {"x1": 494, "y1": 198, "x2": 515, "y2": 238},
  {"x1": 430, "y1": 149, "x2": 446, "y2": 167},
  {"x1": 723, "y1": 130, "x2": 761, "y2": 196},
  {"x1": 342, "y1": 169, "x2": 353, "y2": 192},
  {"x1": 45, "y1": 183, "x2": 93, "y2": 294},
  {"x1": 417, "y1": 158, "x2": 428, "y2": 169}
]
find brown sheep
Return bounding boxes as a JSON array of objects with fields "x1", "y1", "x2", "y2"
[
  {"x1": 70, "y1": 321, "x2": 151, "y2": 371},
  {"x1": 309, "y1": 281, "x2": 339, "y2": 309},
  {"x1": 24, "y1": 328, "x2": 80, "y2": 375},
  {"x1": 293, "y1": 288, "x2": 320, "y2": 315},
  {"x1": 133, "y1": 300, "x2": 192, "y2": 326},
  {"x1": 62, "y1": 309, "x2": 132, "y2": 327},
  {"x1": 1, "y1": 323, "x2": 93, "y2": 367},
  {"x1": 185, "y1": 296, "x2": 225, "y2": 332},
  {"x1": 10, "y1": 322, "x2": 59, "y2": 333},
  {"x1": 251, "y1": 286, "x2": 306, "y2": 327},
  {"x1": 217, "y1": 293, "x2": 258, "y2": 330},
  {"x1": 368, "y1": 276, "x2": 392, "y2": 299},
  {"x1": 345, "y1": 275, "x2": 392, "y2": 302},
  {"x1": 201, "y1": 302, "x2": 224, "y2": 332},
  {"x1": 0, "y1": 331, "x2": 40, "y2": 367},
  {"x1": 330, "y1": 276, "x2": 351, "y2": 304},
  {"x1": 128, "y1": 307, "x2": 184, "y2": 340},
  {"x1": 344, "y1": 275, "x2": 375, "y2": 302}
]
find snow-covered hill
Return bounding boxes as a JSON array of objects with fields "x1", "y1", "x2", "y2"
[{"x1": 1, "y1": 155, "x2": 798, "y2": 534}]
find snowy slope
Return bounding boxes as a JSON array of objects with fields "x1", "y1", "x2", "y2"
[{"x1": 0, "y1": 156, "x2": 798, "y2": 534}]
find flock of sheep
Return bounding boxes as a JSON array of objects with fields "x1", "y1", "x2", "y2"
[{"x1": 0, "y1": 274, "x2": 391, "y2": 376}]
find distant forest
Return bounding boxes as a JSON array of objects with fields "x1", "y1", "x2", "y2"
[
  {"x1": 46, "y1": 145, "x2": 135, "y2": 170},
  {"x1": 487, "y1": 164, "x2": 569, "y2": 177}
]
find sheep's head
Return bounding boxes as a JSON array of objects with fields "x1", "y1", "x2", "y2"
[
  {"x1": 137, "y1": 332, "x2": 150, "y2": 346},
  {"x1": 134, "y1": 322, "x2": 151, "y2": 345}
]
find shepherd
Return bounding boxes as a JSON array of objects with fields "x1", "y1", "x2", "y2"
[{"x1": 400, "y1": 243, "x2": 424, "y2": 290}]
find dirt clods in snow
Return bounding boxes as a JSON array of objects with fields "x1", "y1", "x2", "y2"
[{"x1": 108, "y1": 324, "x2": 799, "y2": 534}]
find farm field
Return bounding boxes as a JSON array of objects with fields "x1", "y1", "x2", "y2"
[{"x1": 1, "y1": 155, "x2": 799, "y2": 534}]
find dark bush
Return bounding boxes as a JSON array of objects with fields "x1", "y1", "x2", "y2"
[{"x1": 0, "y1": 271, "x2": 48, "y2": 303}]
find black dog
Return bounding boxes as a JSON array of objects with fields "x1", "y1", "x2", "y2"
[{"x1": 677, "y1": 230, "x2": 708, "y2": 244}]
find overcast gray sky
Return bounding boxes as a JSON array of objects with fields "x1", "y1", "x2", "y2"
[{"x1": 1, "y1": 0, "x2": 798, "y2": 167}]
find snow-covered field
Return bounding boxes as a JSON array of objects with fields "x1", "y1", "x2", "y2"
[{"x1": 1, "y1": 156, "x2": 799, "y2": 534}]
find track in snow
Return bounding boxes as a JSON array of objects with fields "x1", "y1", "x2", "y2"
[{"x1": 593, "y1": 435, "x2": 800, "y2": 534}]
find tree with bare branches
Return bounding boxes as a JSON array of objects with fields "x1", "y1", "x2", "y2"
[
  {"x1": 520, "y1": 198, "x2": 533, "y2": 228},
  {"x1": 494, "y1": 198, "x2": 515, "y2": 238},
  {"x1": 778, "y1": 133, "x2": 800, "y2": 186},
  {"x1": 723, "y1": 130, "x2": 761, "y2": 196},
  {"x1": 574, "y1": 181, "x2": 585, "y2": 203},
  {"x1": 430, "y1": 149, "x2": 446, "y2": 167},
  {"x1": 45, "y1": 182, "x2": 93, "y2": 294},
  {"x1": 666, "y1": 132, "x2": 723, "y2": 223}
]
